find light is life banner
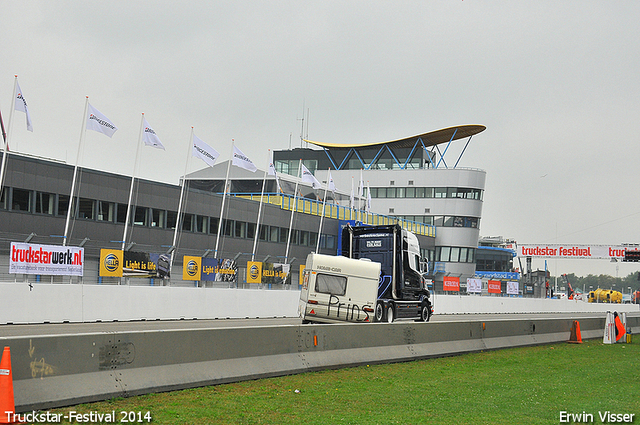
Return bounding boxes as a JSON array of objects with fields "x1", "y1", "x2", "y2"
[{"x1": 10, "y1": 242, "x2": 84, "y2": 276}]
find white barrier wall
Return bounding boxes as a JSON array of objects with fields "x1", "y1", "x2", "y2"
[
  {"x1": 0, "y1": 283, "x2": 301, "y2": 324},
  {"x1": 433, "y1": 294, "x2": 640, "y2": 315},
  {"x1": 0, "y1": 283, "x2": 637, "y2": 324}
]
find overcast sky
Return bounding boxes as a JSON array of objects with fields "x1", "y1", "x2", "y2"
[{"x1": 2, "y1": 1, "x2": 640, "y2": 279}]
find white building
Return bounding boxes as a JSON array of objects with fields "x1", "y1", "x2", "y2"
[{"x1": 273, "y1": 125, "x2": 486, "y2": 291}]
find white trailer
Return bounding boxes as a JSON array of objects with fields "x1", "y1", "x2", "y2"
[{"x1": 299, "y1": 253, "x2": 381, "y2": 324}]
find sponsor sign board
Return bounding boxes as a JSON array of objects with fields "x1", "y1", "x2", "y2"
[
  {"x1": 467, "y1": 278, "x2": 482, "y2": 293},
  {"x1": 10, "y1": 242, "x2": 84, "y2": 276},
  {"x1": 246, "y1": 261, "x2": 262, "y2": 283},
  {"x1": 100, "y1": 249, "x2": 123, "y2": 277},
  {"x1": 517, "y1": 244, "x2": 627, "y2": 259},
  {"x1": 507, "y1": 281, "x2": 519, "y2": 295},
  {"x1": 488, "y1": 280, "x2": 502, "y2": 294},
  {"x1": 182, "y1": 256, "x2": 201, "y2": 281},
  {"x1": 443, "y1": 276, "x2": 460, "y2": 291}
]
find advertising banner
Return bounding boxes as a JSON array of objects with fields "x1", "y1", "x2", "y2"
[
  {"x1": 99, "y1": 249, "x2": 123, "y2": 277},
  {"x1": 488, "y1": 280, "x2": 502, "y2": 294},
  {"x1": 201, "y1": 257, "x2": 218, "y2": 281},
  {"x1": 10, "y1": 242, "x2": 84, "y2": 276},
  {"x1": 517, "y1": 244, "x2": 627, "y2": 259},
  {"x1": 182, "y1": 256, "x2": 202, "y2": 281},
  {"x1": 215, "y1": 258, "x2": 238, "y2": 282},
  {"x1": 443, "y1": 276, "x2": 460, "y2": 292},
  {"x1": 262, "y1": 262, "x2": 290, "y2": 285},
  {"x1": 467, "y1": 278, "x2": 482, "y2": 293},
  {"x1": 246, "y1": 261, "x2": 262, "y2": 284},
  {"x1": 299, "y1": 264, "x2": 306, "y2": 287},
  {"x1": 507, "y1": 281, "x2": 519, "y2": 295}
]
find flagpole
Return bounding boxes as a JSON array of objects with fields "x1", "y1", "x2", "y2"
[
  {"x1": 170, "y1": 127, "x2": 194, "y2": 274},
  {"x1": 284, "y1": 159, "x2": 302, "y2": 263},
  {"x1": 62, "y1": 96, "x2": 89, "y2": 246},
  {"x1": 251, "y1": 151, "x2": 269, "y2": 262},
  {"x1": 316, "y1": 168, "x2": 330, "y2": 253},
  {"x1": 122, "y1": 113, "x2": 145, "y2": 251},
  {"x1": 214, "y1": 141, "x2": 233, "y2": 258},
  {"x1": 0, "y1": 76, "x2": 18, "y2": 195}
]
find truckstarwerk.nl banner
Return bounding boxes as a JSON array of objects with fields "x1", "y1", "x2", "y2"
[{"x1": 10, "y1": 242, "x2": 84, "y2": 276}]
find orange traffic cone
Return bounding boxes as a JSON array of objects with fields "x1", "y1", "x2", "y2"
[
  {"x1": 568, "y1": 320, "x2": 583, "y2": 344},
  {"x1": 0, "y1": 347, "x2": 16, "y2": 424}
]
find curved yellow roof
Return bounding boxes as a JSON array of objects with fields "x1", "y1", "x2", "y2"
[{"x1": 304, "y1": 124, "x2": 486, "y2": 150}]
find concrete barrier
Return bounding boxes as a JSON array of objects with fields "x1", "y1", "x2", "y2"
[
  {"x1": 4, "y1": 314, "x2": 639, "y2": 412},
  {"x1": 1, "y1": 283, "x2": 637, "y2": 325}
]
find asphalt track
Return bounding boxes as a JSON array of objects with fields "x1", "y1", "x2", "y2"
[{"x1": 1, "y1": 312, "x2": 634, "y2": 338}]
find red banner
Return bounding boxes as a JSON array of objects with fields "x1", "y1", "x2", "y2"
[
  {"x1": 443, "y1": 276, "x2": 460, "y2": 291},
  {"x1": 488, "y1": 280, "x2": 502, "y2": 294}
]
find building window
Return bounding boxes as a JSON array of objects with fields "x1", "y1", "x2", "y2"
[
  {"x1": 247, "y1": 222, "x2": 256, "y2": 239},
  {"x1": 182, "y1": 213, "x2": 194, "y2": 231},
  {"x1": 133, "y1": 206, "x2": 147, "y2": 226},
  {"x1": 209, "y1": 217, "x2": 219, "y2": 235},
  {"x1": 150, "y1": 209, "x2": 165, "y2": 227},
  {"x1": 223, "y1": 219, "x2": 234, "y2": 236},
  {"x1": 35, "y1": 192, "x2": 55, "y2": 215},
  {"x1": 11, "y1": 188, "x2": 31, "y2": 212},
  {"x1": 78, "y1": 198, "x2": 95, "y2": 220},
  {"x1": 167, "y1": 210, "x2": 178, "y2": 230},
  {"x1": 98, "y1": 201, "x2": 115, "y2": 222},
  {"x1": 234, "y1": 221, "x2": 246, "y2": 238},
  {"x1": 0, "y1": 187, "x2": 6, "y2": 210},
  {"x1": 116, "y1": 203, "x2": 128, "y2": 224},
  {"x1": 195, "y1": 215, "x2": 207, "y2": 233}
]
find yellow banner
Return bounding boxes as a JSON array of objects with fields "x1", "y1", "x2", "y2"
[
  {"x1": 299, "y1": 264, "x2": 306, "y2": 287},
  {"x1": 182, "y1": 256, "x2": 202, "y2": 281},
  {"x1": 246, "y1": 261, "x2": 262, "y2": 283},
  {"x1": 99, "y1": 249, "x2": 123, "y2": 277}
]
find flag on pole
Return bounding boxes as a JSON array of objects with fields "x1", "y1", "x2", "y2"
[
  {"x1": 86, "y1": 104, "x2": 118, "y2": 138},
  {"x1": 232, "y1": 145, "x2": 257, "y2": 172},
  {"x1": 268, "y1": 154, "x2": 282, "y2": 192},
  {"x1": 192, "y1": 133, "x2": 219, "y2": 167},
  {"x1": 350, "y1": 177, "x2": 355, "y2": 210},
  {"x1": 301, "y1": 163, "x2": 321, "y2": 189},
  {"x1": 328, "y1": 170, "x2": 336, "y2": 193},
  {"x1": 358, "y1": 169, "x2": 364, "y2": 199},
  {"x1": 142, "y1": 118, "x2": 165, "y2": 150},
  {"x1": 366, "y1": 181, "x2": 372, "y2": 213},
  {"x1": 14, "y1": 82, "x2": 33, "y2": 132}
]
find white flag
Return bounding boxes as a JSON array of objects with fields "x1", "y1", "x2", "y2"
[
  {"x1": 142, "y1": 118, "x2": 165, "y2": 150},
  {"x1": 350, "y1": 177, "x2": 355, "y2": 210},
  {"x1": 232, "y1": 145, "x2": 257, "y2": 172},
  {"x1": 358, "y1": 169, "x2": 364, "y2": 199},
  {"x1": 192, "y1": 133, "x2": 219, "y2": 167},
  {"x1": 86, "y1": 104, "x2": 118, "y2": 138},
  {"x1": 366, "y1": 181, "x2": 372, "y2": 213},
  {"x1": 268, "y1": 154, "x2": 282, "y2": 192},
  {"x1": 301, "y1": 164, "x2": 321, "y2": 189},
  {"x1": 14, "y1": 82, "x2": 33, "y2": 132},
  {"x1": 328, "y1": 170, "x2": 336, "y2": 192}
]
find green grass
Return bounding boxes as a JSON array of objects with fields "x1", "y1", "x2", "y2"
[{"x1": 48, "y1": 340, "x2": 639, "y2": 424}]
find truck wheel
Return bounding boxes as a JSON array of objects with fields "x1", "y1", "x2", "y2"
[
  {"x1": 375, "y1": 302, "x2": 385, "y2": 322},
  {"x1": 421, "y1": 305, "x2": 431, "y2": 322},
  {"x1": 386, "y1": 305, "x2": 394, "y2": 323}
]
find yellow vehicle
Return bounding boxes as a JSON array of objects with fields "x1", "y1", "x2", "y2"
[{"x1": 588, "y1": 288, "x2": 622, "y2": 303}]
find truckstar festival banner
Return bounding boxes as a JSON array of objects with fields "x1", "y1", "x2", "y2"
[
  {"x1": 517, "y1": 244, "x2": 627, "y2": 259},
  {"x1": 10, "y1": 242, "x2": 84, "y2": 276}
]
